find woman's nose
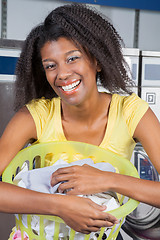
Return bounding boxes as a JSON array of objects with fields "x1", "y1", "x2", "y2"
[{"x1": 57, "y1": 64, "x2": 72, "y2": 80}]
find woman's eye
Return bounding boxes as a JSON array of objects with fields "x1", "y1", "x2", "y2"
[
  {"x1": 45, "y1": 63, "x2": 56, "y2": 70},
  {"x1": 67, "y1": 56, "x2": 79, "y2": 63}
]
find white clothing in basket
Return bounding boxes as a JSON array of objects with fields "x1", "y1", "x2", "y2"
[{"x1": 14, "y1": 159, "x2": 120, "y2": 240}]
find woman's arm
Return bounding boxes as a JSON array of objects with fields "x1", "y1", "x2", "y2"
[
  {"x1": 51, "y1": 108, "x2": 160, "y2": 208},
  {"x1": 0, "y1": 108, "x2": 118, "y2": 233},
  {"x1": 108, "y1": 107, "x2": 160, "y2": 207},
  {"x1": 0, "y1": 107, "x2": 37, "y2": 175},
  {"x1": 133, "y1": 107, "x2": 160, "y2": 173},
  {"x1": 0, "y1": 181, "x2": 118, "y2": 233}
]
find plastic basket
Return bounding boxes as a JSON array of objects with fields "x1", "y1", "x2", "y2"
[{"x1": 2, "y1": 141, "x2": 139, "y2": 240}]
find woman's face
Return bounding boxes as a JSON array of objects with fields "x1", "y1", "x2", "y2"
[{"x1": 41, "y1": 37, "x2": 99, "y2": 106}]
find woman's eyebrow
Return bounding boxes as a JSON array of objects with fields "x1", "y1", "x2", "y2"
[
  {"x1": 66, "y1": 50, "x2": 81, "y2": 56},
  {"x1": 42, "y1": 59, "x2": 53, "y2": 63}
]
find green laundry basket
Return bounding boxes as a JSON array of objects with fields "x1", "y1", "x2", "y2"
[{"x1": 2, "y1": 141, "x2": 140, "y2": 240}]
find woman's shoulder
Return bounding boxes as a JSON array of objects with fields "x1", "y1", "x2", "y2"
[
  {"x1": 25, "y1": 97, "x2": 60, "y2": 139},
  {"x1": 26, "y1": 97, "x2": 55, "y2": 106},
  {"x1": 123, "y1": 93, "x2": 148, "y2": 111},
  {"x1": 111, "y1": 93, "x2": 149, "y2": 137},
  {"x1": 112, "y1": 93, "x2": 148, "y2": 109},
  {"x1": 26, "y1": 97, "x2": 59, "y2": 112},
  {"x1": 110, "y1": 93, "x2": 149, "y2": 123},
  {"x1": 25, "y1": 97, "x2": 60, "y2": 123}
]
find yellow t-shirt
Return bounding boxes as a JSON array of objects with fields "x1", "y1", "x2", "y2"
[{"x1": 26, "y1": 93, "x2": 149, "y2": 161}]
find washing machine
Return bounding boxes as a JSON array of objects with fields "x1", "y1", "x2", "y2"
[
  {"x1": 120, "y1": 144, "x2": 160, "y2": 240},
  {"x1": 119, "y1": 50, "x2": 160, "y2": 240}
]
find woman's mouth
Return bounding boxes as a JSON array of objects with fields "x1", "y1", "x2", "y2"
[{"x1": 61, "y1": 80, "x2": 81, "y2": 92}]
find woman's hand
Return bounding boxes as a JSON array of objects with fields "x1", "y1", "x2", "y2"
[
  {"x1": 58, "y1": 195, "x2": 119, "y2": 234},
  {"x1": 50, "y1": 165, "x2": 118, "y2": 233},
  {"x1": 51, "y1": 164, "x2": 110, "y2": 195}
]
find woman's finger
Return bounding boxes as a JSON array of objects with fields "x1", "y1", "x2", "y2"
[
  {"x1": 57, "y1": 181, "x2": 75, "y2": 193},
  {"x1": 88, "y1": 219, "x2": 112, "y2": 228},
  {"x1": 65, "y1": 188, "x2": 80, "y2": 195},
  {"x1": 88, "y1": 201, "x2": 119, "y2": 224},
  {"x1": 52, "y1": 166, "x2": 78, "y2": 176},
  {"x1": 51, "y1": 173, "x2": 74, "y2": 186},
  {"x1": 84, "y1": 217, "x2": 119, "y2": 233}
]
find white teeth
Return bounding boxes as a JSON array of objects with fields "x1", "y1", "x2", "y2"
[{"x1": 61, "y1": 80, "x2": 80, "y2": 91}]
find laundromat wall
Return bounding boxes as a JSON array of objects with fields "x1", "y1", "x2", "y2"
[{"x1": 0, "y1": 0, "x2": 160, "y2": 239}]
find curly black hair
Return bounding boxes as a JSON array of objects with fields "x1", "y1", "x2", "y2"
[{"x1": 14, "y1": 3, "x2": 133, "y2": 111}]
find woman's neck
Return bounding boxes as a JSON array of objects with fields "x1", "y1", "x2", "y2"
[{"x1": 61, "y1": 92, "x2": 111, "y2": 126}]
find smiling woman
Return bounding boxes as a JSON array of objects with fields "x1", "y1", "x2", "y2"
[{"x1": 0, "y1": 3, "x2": 160, "y2": 240}]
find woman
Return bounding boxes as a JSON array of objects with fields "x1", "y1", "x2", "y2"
[{"x1": 0, "y1": 3, "x2": 160, "y2": 238}]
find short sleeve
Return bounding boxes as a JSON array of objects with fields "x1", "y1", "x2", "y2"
[
  {"x1": 123, "y1": 93, "x2": 149, "y2": 137},
  {"x1": 26, "y1": 98, "x2": 51, "y2": 139}
]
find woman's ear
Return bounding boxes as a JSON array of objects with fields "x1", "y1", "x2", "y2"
[
  {"x1": 94, "y1": 58, "x2": 101, "y2": 72},
  {"x1": 97, "y1": 64, "x2": 101, "y2": 72},
  {"x1": 92, "y1": 57, "x2": 101, "y2": 72},
  {"x1": 96, "y1": 63, "x2": 102, "y2": 72}
]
